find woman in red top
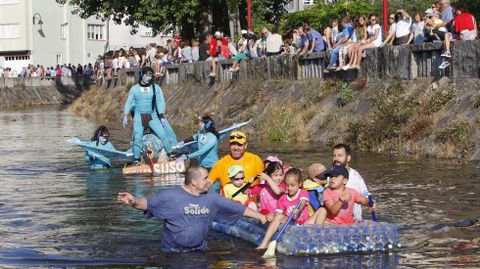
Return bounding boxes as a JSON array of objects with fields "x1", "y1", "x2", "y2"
[{"x1": 440, "y1": 4, "x2": 477, "y2": 66}]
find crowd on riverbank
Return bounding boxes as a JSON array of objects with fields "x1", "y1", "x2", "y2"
[{"x1": 1, "y1": 0, "x2": 477, "y2": 81}]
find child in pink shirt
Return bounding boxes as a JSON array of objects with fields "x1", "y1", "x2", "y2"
[
  {"x1": 256, "y1": 168, "x2": 310, "y2": 249},
  {"x1": 248, "y1": 161, "x2": 286, "y2": 220},
  {"x1": 306, "y1": 166, "x2": 377, "y2": 225}
]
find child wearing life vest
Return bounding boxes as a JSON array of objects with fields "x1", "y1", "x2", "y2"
[
  {"x1": 303, "y1": 163, "x2": 329, "y2": 215},
  {"x1": 247, "y1": 161, "x2": 286, "y2": 221},
  {"x1": 85, "y1": 125, "x2": 117, "y2": 170},
  {"x1": 256, "y1": 168, "x2": 310, "y2": 249},
  {"x1": 306, "y1": 166, "x2": 377, "y2": 225},
  {"x1": 221, "y1": 165, "x2": 257, "y2": 210}
]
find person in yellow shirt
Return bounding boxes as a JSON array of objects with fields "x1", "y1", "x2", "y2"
[
  {"x1": 221, "y1": 165, "x2": 249, "y2": 202},
  {"x1": 208, "y1": 131, "x2": 264, "y2": 192}
]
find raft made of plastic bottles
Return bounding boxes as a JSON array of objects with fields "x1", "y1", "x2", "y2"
[{"x1": 211, "y1": 218, "x2": 401, "y2": 255}]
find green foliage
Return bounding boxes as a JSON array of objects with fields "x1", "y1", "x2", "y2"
[
  {"x1": 57, "y1": 0, "x2": 289, "y2": 39},
  {"x1": 425, "y1": 87, "x2": 456, "y2": 114},
  {"x1": 336, "y1": 83, "x2": 356, "y2": 107},
  {"x1": 259, "y1": 104, "x2": 297, "y2": 142},
  {"x1": 280, "y1": 0, "x2": 374, "y2": 31},
  {"x1": 436, "y1": 120, "x2": 471, "y2": 144}
]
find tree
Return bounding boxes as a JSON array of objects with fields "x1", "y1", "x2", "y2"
[{"x1": 57, "y1": 0, "x2": 290, "y2": 40}]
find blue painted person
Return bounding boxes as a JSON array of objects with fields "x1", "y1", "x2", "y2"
[
  {"x1": 176, "y1": 114, "x2": 219, "y2": 170},
  {"x1": 85, "y1": 125, "x2": 116, "y2": 170},
  {"x1": 123, "y1": 66, "x2": 177, "y2": 165}
]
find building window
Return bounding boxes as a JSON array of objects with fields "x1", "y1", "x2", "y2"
[
  {"x1": 0, "y1": 0, "x2": 20, "y2": 4},
  {"x1": 87, "y1": 24, "x2": 104, "y2": 40},
  {"x1": 61, "y1": 24, "x2": 67, "y2": 39},
  {"x1": 0, "y1": 24, "x2": 20, "y2": 39},
  {"x1": 5, "y1": 55, "x2": 30, "y2": 61},
  {"x1": 303, "y1": 0, "x2": 317, "y2": 5}
]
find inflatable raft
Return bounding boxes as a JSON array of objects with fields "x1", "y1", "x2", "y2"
[
  {"x1": 122, "y1": 160, "x2": 188, "y2": 175},
  {"x1": 212, "y1": 217, "x2": 401, "y2": 255}
]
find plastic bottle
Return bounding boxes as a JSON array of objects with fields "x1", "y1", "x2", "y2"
[
  {"x1": 337, "y1": 237, "x2": 348, "y2": 253},
  {"x1": 326, "y1": 236, "x2": 338, "y2": 253}
]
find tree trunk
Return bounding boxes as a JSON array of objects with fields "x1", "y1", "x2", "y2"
[{"x1": 199, "y1": 0, "x2": 213, "y2": 35}]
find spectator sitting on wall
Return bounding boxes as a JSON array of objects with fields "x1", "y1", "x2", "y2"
[
  {"x1": 295, "y1": 25, "x2": 309, "y2": 57},
  {"x1": 304, "y1": 24, "x2": 326, "y2": 54},
  {"x1": 248, "y1": 32, "x2": 260, "y2": 58},
  {"x1": 347, "y1": 14, "x2": 382, "y2": 70},
  {"x1": 382, "y1": 13, "x2": 397, "y2": 46},
  {"x1": 198, "y1": 34, "x2": 211, "y2": 61},
  {"x1": 424, "y1": 12, "x2": 447, "y2": 42},
  {"x1": 411, "y1": 13, "x2": 425, "y2": 44},
  {"x1": 439, "y1": 4, "x2": 478, "y2": 69},
  {"x1": 191, "y1": 39, "x2": 200, "y2": 62},
  {"x1": 324, "y1": 18, "x2": 339, "y2": 50},
  {"x1": 228, "y1": 32, "x2": 249, "y2": 72},
  {"x1": 266, "y1": 28, "x2": 283, "y2": 56},
  {"x1": 393, "y1": 9, "x2": 413, "y2": 45},
  {"x1": 325, "y1": 16, "x2": 353, "y2": 72},
  {"x1": 182, "y1": 40, "x2": 193, "y2": 63}
]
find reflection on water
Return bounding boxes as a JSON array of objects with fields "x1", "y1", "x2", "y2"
[{"x1": 0, "y1": 106, "x2": 478, "y2": 268}]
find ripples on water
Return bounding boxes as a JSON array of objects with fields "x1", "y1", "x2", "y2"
[{"x1": 0, "y1": 106, "x2": 478, "y2": 268}]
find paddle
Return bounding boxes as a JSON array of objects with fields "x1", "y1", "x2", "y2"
[
  {"x1": 262, "y1": 201, "x2": 302, "y2": 258},
  {"x1": 146, "y1": 148, "x2": 155, "y2": 174},
  {"x1": 368, "y1": 193, "x2": 377, "y2": 221},
  {"x1": 232, "y1": 179, "x2": 256, "y2": 198}
]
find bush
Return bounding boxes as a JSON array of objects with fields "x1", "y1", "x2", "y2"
[
  {"x1": 436, "y1": 120, "x2": 471, "y2": 144},
  {"x1": 259, "y1": 104, "x2": 298, "y2": 142},
  {"x1": 336, "y1": 82, "x2": 356, "y2": 107},
  {"x1": 425, "y1": 87, "x2": 456, "y2": 114}
]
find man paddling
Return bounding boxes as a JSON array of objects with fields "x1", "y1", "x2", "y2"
[
  {"x1": 117, "y1": 165, "x2": 266, "y2": 253},
  {"x1": 331, "y1": 144, "x2": 369, "y2": 221}
]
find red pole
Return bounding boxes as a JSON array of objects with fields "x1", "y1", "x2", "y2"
[
  {"x1": 383, "y1": 0, "x2": 389, "y2": 35},
  {"x1": 247, "y1": 0, "x2": 252, "y2": 30}
]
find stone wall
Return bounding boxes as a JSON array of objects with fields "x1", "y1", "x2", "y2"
[
  {"x1": 0, "y1": 76, "x2": 86, "y2": 108},
  {"x1": 158, "y1": 40, "x2": 480, "y2": 85}
]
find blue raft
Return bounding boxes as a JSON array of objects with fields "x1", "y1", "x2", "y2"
[{"x1": 212, "y1": 218, "x2": 401, "y2": 255}]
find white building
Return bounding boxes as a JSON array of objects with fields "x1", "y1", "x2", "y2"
[
  {"x1": 285, "y1": 0, "x2": 319, "y2": 13},
  {"x1": 0, "y1": 0, "x2": 170, "y2": 73}
]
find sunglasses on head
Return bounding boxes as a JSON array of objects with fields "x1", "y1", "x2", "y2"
[{"x1": 230, "y1": 134, "x2": 245, "y2": 140}]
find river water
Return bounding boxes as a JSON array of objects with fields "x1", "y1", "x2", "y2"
[{"x1": 0, "y1": 106, "x2": 479, "y2": 268}]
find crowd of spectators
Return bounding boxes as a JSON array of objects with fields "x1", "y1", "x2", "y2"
[
  {"x1": 1, "y1": 63, "x2": 94, "y2": 82},
  {"x1": 1, "y1": 0, "x2": 477, "y2": 82}
]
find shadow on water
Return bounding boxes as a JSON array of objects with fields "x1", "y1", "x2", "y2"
[{"x1": 0, "y1": 106, "x2": 479, "y2": 268}]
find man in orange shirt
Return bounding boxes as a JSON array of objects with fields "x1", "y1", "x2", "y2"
[{"x1": 208, "y1": 131, "x2": 264, "y2": 192}]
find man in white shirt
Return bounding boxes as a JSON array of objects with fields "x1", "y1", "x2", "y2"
[
  {"x1": 266, "y1": 28, "x2": 283, "y2": 56},
  {"x1": 331, "y1": 143, "x2": 369, "y2": 221}
]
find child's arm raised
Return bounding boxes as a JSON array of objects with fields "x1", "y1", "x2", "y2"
[{"x1": 258, "y1": 172, "x2": 284, "y2": 195}]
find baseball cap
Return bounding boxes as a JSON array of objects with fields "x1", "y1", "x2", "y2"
[
  {"x1": 425, "y1": 8, "x2": 433, "y2": 16},
  {"x1": 241, "y1": 29, "x2": 248, "y2": 34},
  {"x1": 229, "y1": 131, "x2": 247, "y2": 145},
  {"x1": 214, "y1": 31, "x2": 222, "y2": 38},
  {"x1": 228, "y1": 165, "x2": 244, "y2": 178},
  {"x1": 319, "y1": 166, "x2": 349, "y2": 179}
]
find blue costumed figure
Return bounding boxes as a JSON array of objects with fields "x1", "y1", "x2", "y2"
[
  {"x1": 176, "y1": 114, "x2": 219, "y2": 170},
  {"x1": 123, "y1": 66, "x2": 177, "y2": 165},
  {"x1": 85, "y1": 125, "x2": 116, "y2": 170}
]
